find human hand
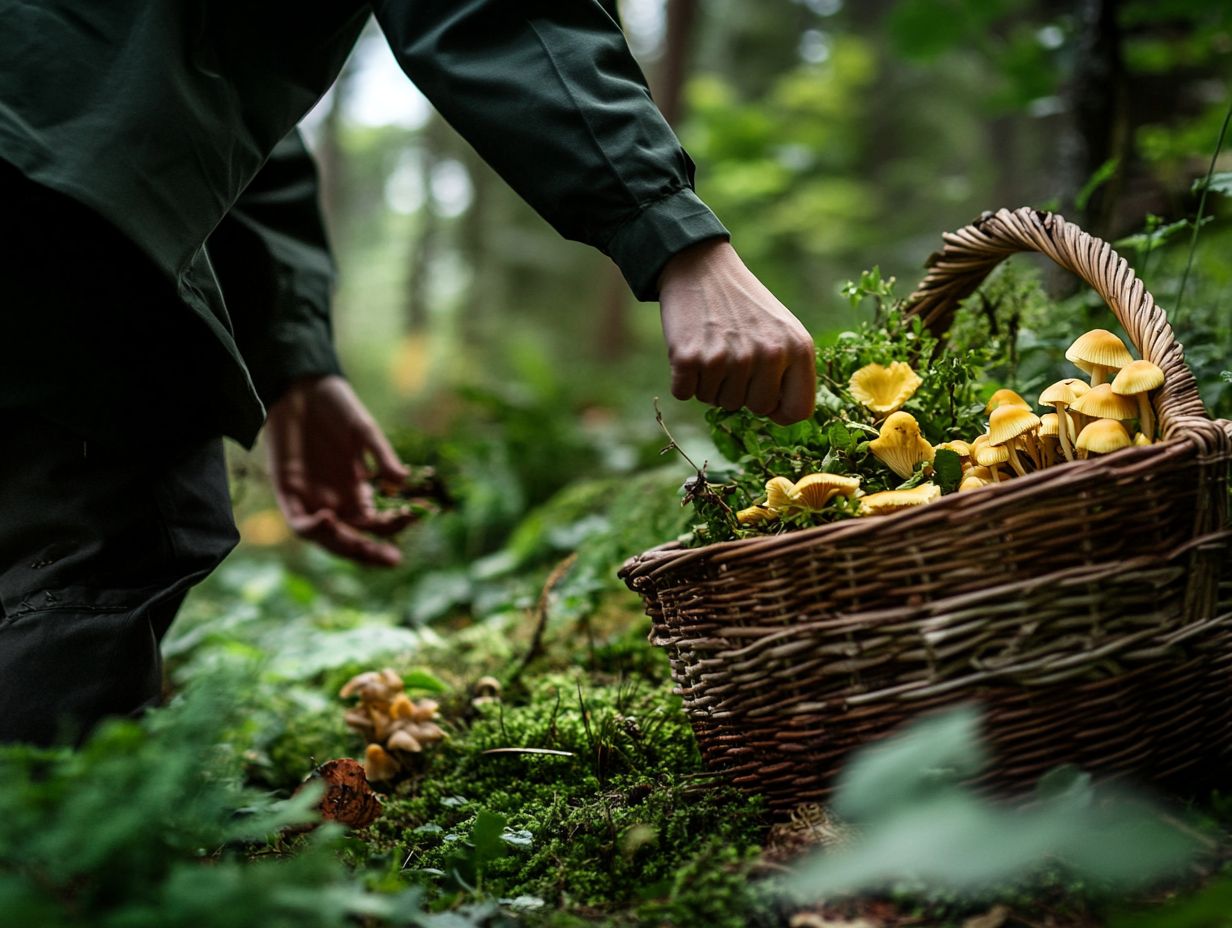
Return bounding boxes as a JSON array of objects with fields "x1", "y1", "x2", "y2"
[
  {"x1": 265, "y1": 375, "x2": 415, "y2": 567},
  {"x1": 657, "y1": 239, "x2": 816, "y2": 425}
]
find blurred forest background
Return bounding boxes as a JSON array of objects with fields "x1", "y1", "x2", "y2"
[
  {"x1": 295, "y1": 0, "x2": 1232, "y2": 453},
  {"x1": 8, "y1": 4, "x2": 1232, "y2": 927}
]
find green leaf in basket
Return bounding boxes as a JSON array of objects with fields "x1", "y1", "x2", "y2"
[
  {"x1": 932, "y1": 448, "x2": 963, "y2": 494},
  {"x1": 827, "y1": 420, "x2": 857, "y2": 454}
]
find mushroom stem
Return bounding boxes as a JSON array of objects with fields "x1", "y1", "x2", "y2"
[
  {"x1": 1005, "y1": 444, "x2": 1028, "y2": 477},
  {"x1": 1137, "y1": 394, "x2": 1156, "y2": 442},
  {"x1": 1055, "y1": 407, "x2": 1075, "y2": 462},
  {"x1": 1089, "y1": 365, "x2": 1108, "y2": 388},
  {"x1": 1021, "y1": 434, "x2": 1042, "y2": 470}
]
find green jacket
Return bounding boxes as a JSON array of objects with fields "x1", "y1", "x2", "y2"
[{"x1": 0, "y1": 1, "x2": 728, "y2": 446}]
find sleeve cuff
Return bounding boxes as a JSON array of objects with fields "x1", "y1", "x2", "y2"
[
  {"x1": 602, "y1": 188, "x2": 730, "y2": 302},
  {"x1": 249, "y1": 304, "x2": 345, "y2": 408}
]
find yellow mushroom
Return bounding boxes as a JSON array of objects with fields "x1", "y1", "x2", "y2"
[
  {"x1": 858, "y1": 483, "x2": 942, "y2": 515},
  {"x1": 736, "y1": 505, "x2": 776, "y2": 525},
  {"x1": 987, "y1": 405, "x2": 1041, "y2": 476},
  {"x1": 1110, "y1": 359, "x2": 1165, "y2": 441},
  {"x1": 1037, "y1": 413, "x2": 1074, "y2": 468},
  {"x1": 1065, "y1": 329, "x2": 1134, "y2": 387},
  {"x1": 849, "y1": 361, "x2": 923, "y2": 415},
  {"x1": 789, "y1": 473, "x2": 862, "y2": 512},
  {"x1": 868, "y1": 411, "x2": 935, "y2": 479},
  {"x1": 1070, "y1": 383, "x2": 1138, "y2": 423},
  {"x1": 1038, "y1": 379, "x2": 1087, "y2": 463},
  {"x1": 959, "y1": 474, "x2": 992, "y2": 492},
  {"x1": 764, "y1": 476, "x2": 796, "y2": 513},
  {"x1": 973, "y1": 440, "x2": 1009, "y2": 482},
  {"x1": 1075, "y1": 418, "x2": 1132, "y2": 459},
  {"x1": 364, "y1": 744, "x2": 400, "y2": 783},
  {"x1": 984, "y1": 388, "x2": 1031, "y2": 413}
]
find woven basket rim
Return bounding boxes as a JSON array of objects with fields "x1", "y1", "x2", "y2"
[
  {"x1": 622, "y1": 207, "x2": 1232, "y2": 584},
  {"x1": 621, "y1": 412, "x2": 1231, "y2": 584}
]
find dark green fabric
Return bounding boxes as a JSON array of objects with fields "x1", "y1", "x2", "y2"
[
  {"x1": 0, "y1": 1, "x2": 728, "y2": 445},
  {"x1": 208, "y1": 131, "x2": 343, "y2": 409}
]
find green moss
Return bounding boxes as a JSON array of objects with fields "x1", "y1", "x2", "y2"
[{"x1": 360, "y1": 668, "x2": 769, "y2": 922}]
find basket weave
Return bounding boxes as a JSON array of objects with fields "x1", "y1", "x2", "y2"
[{"x1": 620, "y1": 208, "x2": 1232, "y2": 817}]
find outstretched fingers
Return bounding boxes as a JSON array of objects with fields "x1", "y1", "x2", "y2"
[{"x1": 284, "y1": 503, "x2": 404, "y2": 567}]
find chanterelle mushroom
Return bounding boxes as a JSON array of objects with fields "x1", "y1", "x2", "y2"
[
  {"x1": 869, "y1": 411, "x2": 935, "y2": 479},
  {"x1": 1110, "y1": 359, "x2": 1165, "y2": 441},
  {"x1": 789, "y1": 473, "x2": 862, "y2": 512},
  {"x1": 849, "y1": 362, "x2": 923, "y2": 415},
  {"x1": 1065, "y1": 329, "x2": 1134, "y2": 387},
  {"x1": 858, "y1": 483, "x2": 941, "y2": 515},
  {"x1": 764, "y1": 476, "x2": 796, "y2": 514}
]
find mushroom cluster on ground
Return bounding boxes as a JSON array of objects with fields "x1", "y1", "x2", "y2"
[{"x1": 339, "y1": 668, "x2": 446, "y2": 783}]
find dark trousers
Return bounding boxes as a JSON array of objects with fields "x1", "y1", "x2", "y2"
[
  {"x1": 2, "y1": 162, "x2": 238, "y2": 745},
  {"x1": 0, "y1": 415, "x2": 238, "y2": 745}
]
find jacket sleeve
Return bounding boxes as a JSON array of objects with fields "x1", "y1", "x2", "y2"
[
  {"x1": 369, "y1": 0, "x2": 729, "y2": 301},
  {"x1": 206, "y1": 129, "x2": 343, "y2": 408}
]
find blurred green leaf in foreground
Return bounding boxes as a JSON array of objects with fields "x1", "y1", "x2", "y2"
[{"x1": 785, "y1": 706, "x2": 1203, "y2": 901}]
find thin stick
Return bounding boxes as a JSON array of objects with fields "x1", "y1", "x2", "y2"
[{"x1": 1175, "y1": 100, "x2": 1232, "y2": 321}]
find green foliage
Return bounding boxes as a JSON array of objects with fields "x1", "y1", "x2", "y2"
[
  {"x1": 685, "y1": 270, "x2": 1011, "y2": 544},
  {"x1": 362, "y1": 666, "x2": 769, "y2": 923},
  {"x1": 0, "y1": 675, "x2": 432, "y2": 928},
  {"x1": 787, "y1": 707, "x2": 1203, "y2": 902}
]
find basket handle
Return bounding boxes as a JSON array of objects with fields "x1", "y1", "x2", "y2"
[{"x1": 904, "y1": 207, "x2": 1213, "y2": 442}]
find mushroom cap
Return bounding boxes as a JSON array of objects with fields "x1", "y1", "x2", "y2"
[
  {"x1": 386, "y1": 729, "x2": 423, "y2": 753},
  {"x1": 1065, "y1": 329, "x2": 1134, "y2": 374},
  {"x1": 764, "y1": 476, "x2": 796, "y2": 512},
  {"x1": 959, "y1": 474, "x2": 992, "y2": 492},
  {"x1": 1111, "y1": 359, "x2": 1165, "y2": 396},
  {"x1": 736, "y1": 504, "x2": 776, "y2": 525},
  {"x1": 364, "y1": 744, "x2": 400, "y2": 782},
  {"x1": 389, "y1": 693, "x2": 416, "y2": 721},
  {"x1": 849, "y1": 361, "x2": 923, "y2": 414},
  {"x1": 1076, "y1": 418, "x2": 1133, "y2": 455},
  {"x1": 1039, "y1": 378, "x2": 1088, "y2": 408},
  {"x1": 790, "y1": 473, "x2": 862, "y2": 510},
  {"x1": 340, "y1": 668, "x2": 404, "y2": 704},
  {"x1": 1070, "y1": 383, "x2": 1138, "y2": 421},
  {"x1": 343, "y1": 707, "x2": 376, "y2": 733},
  {"x1": 936, "y1": 439, "x2": 972, "y2": 459},
  {"x1": 868, "y1": 411, "x2": 935, "y2": 479},
  {"x1": 858, "y1": 483, "x2": 942, "y2": 515},
  {"x1": 967, "y1": 465, "x2": 999, "y2": 482},
  {"x1": 974, "y1": 442, "x2": 1010, "y2": 467},
  {"x1": 1037, "y1": 412, "x2": 1075, "y2": 441},
  {"x1": 409, "y1": 699, "x2": 440, "y2": 723},
  {"x1": 987, "y1": 405, "x2": 1041, "y2": 445},
  {"x1": 1133, "y1": 431, "x2": 1153, "y2": 446},
  {"x1": 984, "y1": 388, "x2": 1031, "y2": 413}
]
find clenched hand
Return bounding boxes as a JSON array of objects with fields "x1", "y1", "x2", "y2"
[
  {"x1": 266, "y1": 375, "x2": 414, "y2": 567},
  {"x1": 658, "y1": 239, "x2": 816, "y2": 425}
]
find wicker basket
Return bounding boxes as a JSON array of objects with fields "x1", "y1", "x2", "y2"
[{"x1": 620, "y1": 208, "x2": 1232, "y2": 817}]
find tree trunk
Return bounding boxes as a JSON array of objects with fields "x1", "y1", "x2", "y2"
[{"x1": 1059, "y1": 0, "x2": 1127, "y2": 236}]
